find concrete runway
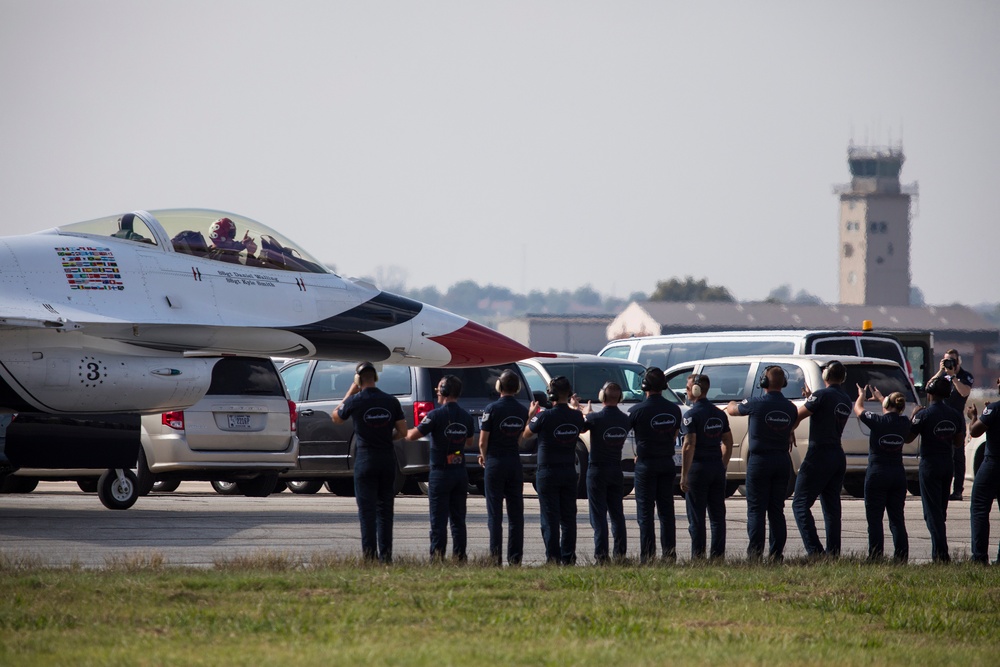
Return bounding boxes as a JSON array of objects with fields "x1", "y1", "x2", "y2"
[{"x1": 0, "y1": 481, "x2": 993, "y2": 567}]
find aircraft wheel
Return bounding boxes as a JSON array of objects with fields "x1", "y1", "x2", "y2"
[
  {"x1": 287, "y1": 480, "x2": 324, "y2": 494},
  {"x1": 98, "y1": 469, "x2": 139, "y2": 510},
  {"x1": 211, "y1": 480, "x2": 240, "y2": 495}
]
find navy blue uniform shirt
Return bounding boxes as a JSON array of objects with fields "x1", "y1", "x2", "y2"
[
  {"x1": 858, "y1": 410, "x2": 911, "y2": 466},
  {"x1": 979, "y1": 401, "x2": 1000, "y2": 459},
  {"x1": 737, "y1": 391, "x2": 797, "y2": 454},
  {"x1": 680, "y1": 400, "x2": 731, "y2": 461},
  {"x1": 910, "y1": 401, "x2": 966, "y2": 459},
  {"x1": 417, "y1": 402, "x2": 474, "y2": 468},
  {"x1": 803, "y1": 384, "x2": 852, "y2": 447},
  {"x1": 481, "y1": 396, "x2": 528, "y2": 458},
  {"x1": 337, "y1": 387, "x2": 404, "y2": 450},
  {"x1": 944, "y1": 368, "x2": 974, "y2": 413},
  {"x1": 585, "y1": 405, "x2": 631, "y2": 467},
  {"x1": 629, "y1": 394, "x2": 682, "y2": 461},
  {"x1": 529, "y1": 403, "x2": 589, "y2": 468}
]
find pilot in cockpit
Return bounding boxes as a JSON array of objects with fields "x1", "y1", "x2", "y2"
[{"x1": 207, "y1": 217, "x2": 259, "y2": 265}]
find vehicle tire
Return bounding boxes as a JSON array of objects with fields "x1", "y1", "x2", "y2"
[
  {"x1": 725, "y1": 480, "x2": 741, "y2": 498},
  {"x1": 97, "y1": 469, "x2": 139, "y2": 510},
  {"x1": 907, "y1": 480, "x2": 921, "y2": 497},
  {"x1": 286, "y1": 480, "x2": 324, "y2": 495},
  {"x1": 973, "y1": 444, "x2": 985, "y2": 477},
  {"x1": 77, "y1": 478, "x2": 99, "y2": 493},
  {"x1": 417, "y1": 480, "x2": 429, "y2": 495},
  {"x1": 211, "y1": 480, "x2": 240, "y2": 495},
  {"x1": 785, "y1": 462, "x2": 797, "y2": 499},
  {"x1": 325, "y1": 478, "x2": 356, "y2": 497},
  {"x1": 575, "y1": 444, "x2": 589, "y2": 500},
  {"x1": 0, "y1": 476, "x2": 38, "y2": 494},
  {"x1": 843, "y1": 478, "x2": 866, "y2": 499},
  {"x1": 622, "y1": 480, "x2": 634, "y2": 497},
  {"x1": 272, "y1": 480, "x2": 287, "y2": 493},
  {"x1": 469, "y1": 479, "x2": 486, "y2": 496},
  {"x1": 136, "y1": 448, "x2": 155, "y2": 496},
  {"x1": 392, "y1": 466, "x2": 406, "y2": 496},
  {"x1": 152, "y1": 479, "x2": 181, "y2": 493},
  {"x1": 237, "y1": 473, "x2": 278, "y2": 498},
  {"x1": 401, "y1": 477, "x2": 423, "y2": 496}
]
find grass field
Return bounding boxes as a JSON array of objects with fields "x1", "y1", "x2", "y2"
[{"x1": 2, "y1": 551, "x2": 998, "y2": 666}]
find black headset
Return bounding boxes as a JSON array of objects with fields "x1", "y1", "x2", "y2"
[
  {"x1": 759, "y1": 365, "x2": 787, "y2": 389},
  {"x1": 641, "y1": 368, "x2": 667, "y2": 392},
  {"x1": 547, "y1": 376, "x2": 570, "y2": 403},
  {"x1": 925, "y1": 376, "x2": 952, "y2": 399},
  {"x1": 354, "y1": 361, "x2": 378, "y2": 386},
  {"x1": 438, "y1": 375, "x2": 461, "y2": 398}
]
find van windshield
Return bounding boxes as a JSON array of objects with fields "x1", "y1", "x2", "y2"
[{"x1": 843, "y1": 364, "x2": 916, "y2": 403}]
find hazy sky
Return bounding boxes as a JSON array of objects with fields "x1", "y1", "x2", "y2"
[{"x1": 1, "y1": 1, "x2": 997, "y2": 307}]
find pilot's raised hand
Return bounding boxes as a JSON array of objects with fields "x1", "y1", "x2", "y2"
[{"x1": 241, "y1": 232, "x2": 257, "y2": 256}]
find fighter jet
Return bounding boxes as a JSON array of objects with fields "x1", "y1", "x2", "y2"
[{"x1": 0, "y1": 208, "x2": 537, "y2": 414}]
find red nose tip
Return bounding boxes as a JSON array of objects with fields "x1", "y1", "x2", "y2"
[{"x1": 428, "y1": 321, "x2": 537, "y2": 367}]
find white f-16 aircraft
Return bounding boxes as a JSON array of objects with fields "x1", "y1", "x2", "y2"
[{"x1": 0, "y1": 208, "x2": 537, "y2": 415}]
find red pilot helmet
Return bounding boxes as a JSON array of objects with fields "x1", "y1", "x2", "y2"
[{"x1": 208, "y1": 217, "x2": 237, "y2": 244}]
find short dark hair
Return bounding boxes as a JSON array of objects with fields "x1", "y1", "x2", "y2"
[
  {"x1": 548, "y1": 376, "x2": 572, "y2": 401},
  {"x1": 438, "y1": 374, "x2": 463, "y2": 398},
  {"x1": 497, "y1": 369, "x2": 520, "y2": 394},
  {"x1": 823, "y1": 361, "x2": 846, "y2": 383}
]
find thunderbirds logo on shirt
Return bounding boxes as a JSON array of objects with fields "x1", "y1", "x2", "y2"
[
  {"x1": 445, "y1": 423, "x2": 469, "y2": 445},
  {"x1": 363, "y1": 407, "x2": 393, "y2": 428},
  {"x1": 651, "y1": 413, "x2": 677, "y2": 432},
  {"x1": 603, "y1": 426, "x2": 628, "y2": 446},
  {"x1": 933, "y1": 421, "x2": 957, "y2": 440},
  {"x1": 703, "y1": 417, "x2": 725, "y2": 438},
  {"x1": 499, "y1": 416, "x2": 525, "y2": 435},
  {"x1": 554, "y1": 424, "x2": 580, "y2": 444},
  {"x1": 765, "y1": 411, "x2": 792, "y2": 430},
  {"x1": 878, "y1": 434, "x2": 905, "y2": 450}
]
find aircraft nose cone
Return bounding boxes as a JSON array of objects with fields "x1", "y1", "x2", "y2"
[{"x1": 428, "y1": 321, "x2": 537, "y2": 367}]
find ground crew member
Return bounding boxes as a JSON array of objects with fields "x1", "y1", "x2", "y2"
[
  {"x1": 854, "y1": 386, "x2": 911, "y2": 562},
  {"x1": 726, "y1": 365, "x2": 797, "y2": 562},
  {"x1": 792, "y1": 360, "x2": 852, "y2": 557},
  {"x1": 523, "y1": 376, "x2": 588, "y2": 565},
  {"x1": 906, "y1": 376, "x2": 966, "y2": 563},
  {"x1": 582, "y1": 381, "x2": 630, "y2": 563},
  {"x1": 332, "y1": 361, "x2": 406, "y2": 564},
  {"x1": 479, "y1": 370, "x2": 528, "y2": 566},
  {"x1": 967, "y1": 377, "x2": 1000, "y2": 564},
  {"x1": 629, "y1": 367, "x2": 682, "y2": 563},
  {"x1": 407, "y1": 375, "x2": 474, "y2": 561},
  {"x1": 680, "y1": 373, "x2": 733, "y2": 560},
  {"x1": 931, "y1": 350, "x2": 974, "y2": 500}
]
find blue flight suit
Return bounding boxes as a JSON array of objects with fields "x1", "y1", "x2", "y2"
[
  {"x1": 793, "y1": 383, "x2": 851, "y2": 556},
  {"x1": 944, "y1": 368, "x2": 974, "y2": 497},
  {"x1": 416, "y1": 402, "x2": 474, "y2": 560},
  {"x1": 737, "y1": 391, "x2": 797, "y2": 560},
  {"x1": 481, "y1": 396, "x2": 528, "y2": 565},
  {"x1": 629, "y1": 394, "x2": 682, "y2": 562},
  {"x1": 337, "y1": 387, "x2": 405, "y2": 564},
  {"x1": 858, "y1": 410, "x2": 911, "y2": 561},
  {"x1": 680, "y1": 400, "x2": 731, "y2": 559},
  {"x1": 971, "y1": 400, "x2": 1000, "y2": 564},
  {"x1": 585, "y1": 405, "x2": 631, "y2": 562},
  {"x1": 910, "y1": 401, "x2": 966, "y2": 562},
  {"x1": 529, "y1": 403, "x2": 589, "y2": 564}
]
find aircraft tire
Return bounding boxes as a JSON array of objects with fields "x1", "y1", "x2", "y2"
[{"x1": 97, "y1": 469, "x2": 139, "y2": 510}]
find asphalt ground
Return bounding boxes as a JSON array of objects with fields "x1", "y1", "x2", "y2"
[{"x1": 0, "y1": 481, "x2": 994, "y2": 567}]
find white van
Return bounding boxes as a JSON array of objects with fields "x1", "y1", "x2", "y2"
[{"x1": 598, "y1": 329, "x2": 929, "y2": 390}]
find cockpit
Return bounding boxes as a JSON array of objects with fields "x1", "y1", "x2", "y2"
[{"x1": 52, "y1": 209, "x2": 331, "y2": 274}]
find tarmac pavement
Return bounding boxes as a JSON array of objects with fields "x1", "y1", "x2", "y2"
[{"x1": 0, "y1": 481, "x2": 992, "y2": 567}]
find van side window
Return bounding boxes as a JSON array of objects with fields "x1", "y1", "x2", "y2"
[
  {"x1": 812, "y1": 339, "x2": 857, "y2": 357},
  {"x1": 307, "y1": 361, "x2": 356, "y2": 401},
  {"x1": 664, "y1": 367, "x2": 694, "y2": 402},
  {"x1": 859, "y1": 339, "x2": 905, "y2": 367},
  {"x1": 638, "y1": 344, "x2": 671, "y2": 369},
  {"x1": 600, "y1": 345, "x2": 630, "y2": 360},
  {"x1": 752, "y1": 363, "x2": 807, "y2": 400},
  {"x1": 704, "y1": 341, "x2": 795, "y2": 358},
  {"x1": 665, "y1": 343, "x2": 707, "y2": 368},
  {"x1": 701, "y1": 363, "x2": 751, "y2": 402},
  {"x1": 378, "y1": 366, "x2": 413, "y2": 396}
]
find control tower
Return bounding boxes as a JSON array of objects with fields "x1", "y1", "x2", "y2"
[{"x1": 834, "y1": 145, "x2": 917, "y2": 306}]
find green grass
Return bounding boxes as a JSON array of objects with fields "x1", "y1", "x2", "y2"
[{"x1": 1, "y1": 552, "x2": 998, "y2": 666}]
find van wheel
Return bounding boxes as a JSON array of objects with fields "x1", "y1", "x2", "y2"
[
  {"x1": 973, "y1": 444, "x2": 985, "y2": 477},
  {"x1": 725, "y1": 481, "x2": 741, "y2": 498},
  {"x1": 287, "y1": 480, "x2": 324, "y2": 494},
  {"x1": 400, "y1": 477, "x2": 423, "y2": 496},
  {"x1": 97, "y1": 469, "x2": 139, "y2": 510},
  {"x1": 0, "y1": 476, "x2": 37, "y2": 493},
  {"x1": 211, "y1": 480, "x2": 240, "y2": 495},
  {"x1": 136, "y1": 448, "x2": 155, "y2": 496},
  {"x1": 77, "y1": 478, "x2": 99, "y2": 493},
  {"x1": 152, "y1": 479, "x2": 181, "y2": 493},
  {"x1": 843, "y1": 479, "x2": 866, "y2": 499},
  {"x1": 622, "y1": 481, "x2": 634, "y2": 497},
  {"x1": 237, "y1": 474, "x2": 278, "y2": 497},
  {"x1": 785, "y1": 463, "x2": 797, "y2": 499},
  {"x1": 326, "y1": 478, "x2": 355, "y2": 497},
  {"x1": 907, "y1": 480, "x2": 921, "y2": 497}
]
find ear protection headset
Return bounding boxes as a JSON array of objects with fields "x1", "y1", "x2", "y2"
[
  {"x1": 689, "y1": 374, "x2": 706, "y2": 399},
  {"x1": 598, "y1": 382, "x2": 622, "y2": 403},
  {"x1": 821, "y1": 361, "x2": 846, "y2": 383},
  {"x1": 641, "y1": 368, "x2": 667, "y2": 392},
  {"x1": 354, "y1": 361, "x2": 378, "y2": 386},
  {"x1": 495, "y1": 370, "x2": 519, "y2": 395},
  {"x1": 547, "y1": 376, "x2": 570, "y2": 403},
  {"x1": 925, "y1": 376, "x2": 952, "y2": 399},
  {"x1": 759, "y1": 365, "x2": 787, "y2": 389},
  {"x1": 438, "y1": 375, "x2": 461, "y2": 398}
]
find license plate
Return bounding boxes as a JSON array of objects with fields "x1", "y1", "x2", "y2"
[
  {"x1": 227, "y1": 414, "x2": 253, "y2": 429},
  {"x1": 673, "y1": 454, "x2": 682, "y2": 466}
]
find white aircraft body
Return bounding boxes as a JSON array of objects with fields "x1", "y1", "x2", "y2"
[{"x1": 0, "y1": 209, "x2": 536, "y2": 414}]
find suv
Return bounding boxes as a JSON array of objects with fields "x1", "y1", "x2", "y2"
[
  {"x1": 0, "y1": 357, "x2": 299, "y2": 507},
  {"x1": 278, "y1": 360, "x2": 532, "y2": 495},
  {"x1": 662, "y1": 355, "x2": 920, "y2": 498},
  {"x1": 517, "y1": 354, "x2": 660, "y2": 497}
]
